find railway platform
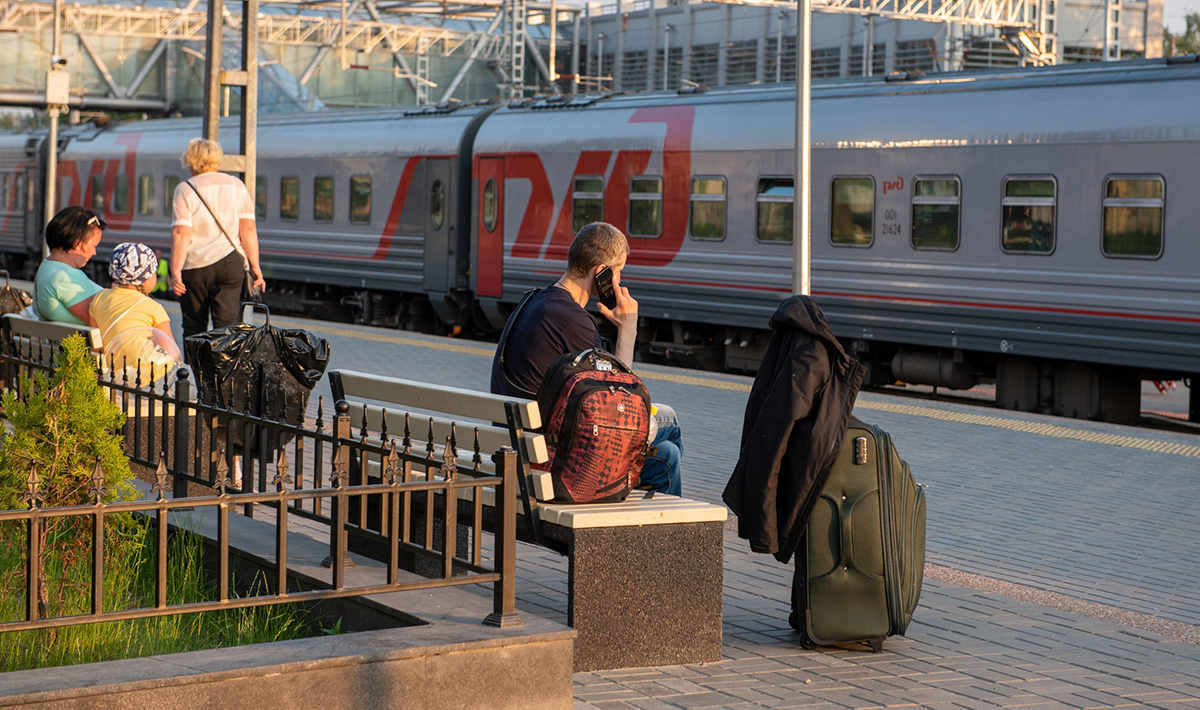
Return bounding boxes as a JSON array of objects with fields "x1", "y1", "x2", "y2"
[
  {"x1": 18, "y1": 285, "x2": 1200, "y2": 708},
  {"x1": 223, "y1": 308, "x2": 1199, "y2": 709}
]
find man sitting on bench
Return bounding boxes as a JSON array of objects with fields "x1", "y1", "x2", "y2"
[{"x1": 489, "y1": 221, "x2": 682, "y2": 496}]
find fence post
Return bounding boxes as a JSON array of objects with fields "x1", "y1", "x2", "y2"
[
  {"x1": 484, "y1": 446, "x2": 524, "y2": 628},
  {"x1": 173, "y1": 366, "x2": 192, "y2": 499},
  {"x1": 322, "y1": 400, "x2": 355, "y2": 579}
]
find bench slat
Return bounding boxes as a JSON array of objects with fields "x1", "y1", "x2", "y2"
[
  {"x1": 351, "y1": 403, "x2": 548, "y2": 466},
  {"x1": 3, "y1": 314, "x2": 102, "y2": 350},
  {"x1": 332, "y1": 370, "x2": 541, "y2": 430}
]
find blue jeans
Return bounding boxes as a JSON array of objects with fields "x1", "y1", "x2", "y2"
[{"x1": 640, "y1": 405, "x2": 682, "y2": 496}]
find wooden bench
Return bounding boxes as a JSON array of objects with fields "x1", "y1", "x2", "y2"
[{"x1": 328, "y1": 369, "x2": 727, "y2": 672}]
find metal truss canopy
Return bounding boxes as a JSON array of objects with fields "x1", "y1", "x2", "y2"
[
  {"x1": 714, "y1": 0, "x2": 1034, "y2": 28},
  {"x1": 0, "y1": 0, "x2": 523, "y2": 57}
]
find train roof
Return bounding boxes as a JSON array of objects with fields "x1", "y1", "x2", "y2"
[{"x1": 480, "y1": 59, "x2": 1200, "y2": 150}]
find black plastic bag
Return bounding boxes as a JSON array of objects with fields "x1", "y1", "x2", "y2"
[
  {"x1": 0, "y1": 270, "x2": 32, "y2": 316},
  {"x1": 185, "y1": 307, "x2": 329, "y2": 452}
]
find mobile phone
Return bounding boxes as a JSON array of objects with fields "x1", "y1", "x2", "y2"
[{"x1": 594, "y1": 265, "x2": 618, "y2": 310}]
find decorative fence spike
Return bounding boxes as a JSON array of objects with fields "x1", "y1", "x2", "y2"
[
  {"x1": 88, "y1": 456, "x2": 108, "y2": 503},
  {"x1": 20, "y1": 466, "x2": 43, "y2": 508},
  {"x1": 380, "y1": 408, "x2": 389, "y2": 443},
  {"x1": 440, "y1": 435, "x2": 457, "y2": 479},
  {"x1": 151, "y1": 451, "x2": 171, "y2": 499},
  {"x1": 425, "y1": 418, "x2": 436, "y2": 461},
  {"x1": 360, "y1": 404, "x2": 370, "y2": 442},
  {"x1": 272, "y1": 449, "x2": 293, "y2": 490},
  {"x1": 472, "y1": 428, "x2": 483, "y2": 472},
  {"x1": 402, "y1": 413, "x2": 412, "y2": 454},
  {"x1": 384, "y1": 441, "x2": 399, "y2": 485},
  {"x1": 215, "y1": 445, "x2": 231, "y2": 494},
  {"x1": 315, "y1": 396, "x2": 325, "y2": 432}
]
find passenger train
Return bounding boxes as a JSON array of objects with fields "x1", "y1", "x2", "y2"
[{"x1": 2, "y1": 58, "x2": 1198, "y2": 424}]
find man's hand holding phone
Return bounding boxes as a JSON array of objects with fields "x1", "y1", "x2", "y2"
[{"x1": 595, "y1": 264, "x2": 637, "y2": 331}]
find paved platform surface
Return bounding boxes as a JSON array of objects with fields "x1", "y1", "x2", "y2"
[
  {"x1": 82, "y1": 292, "x2": 1200, "y2": 709},
  {"x1": 211, "y1": 311, "x2": 1195, "y2": 710}
]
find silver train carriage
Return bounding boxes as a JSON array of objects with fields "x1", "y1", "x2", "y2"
[{"x1": 1, "y1": 59, "x2": 1196, "y2": 423}]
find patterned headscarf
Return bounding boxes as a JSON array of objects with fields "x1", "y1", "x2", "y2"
[{"x1": 109, "y1": 242, "x2": 159, "y2": 286}]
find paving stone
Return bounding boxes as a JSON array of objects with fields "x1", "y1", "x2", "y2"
[{"x1": 253, "y1": 321, "x2": 1200, "y2": 710}]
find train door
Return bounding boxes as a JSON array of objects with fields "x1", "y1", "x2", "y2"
[
  {"x1": 422, "y1": 158, "x2": 452, "y2": 293},
  {"x1": 475, "y1": 157, "x2": 504, "y2": 298},
  {"x1": 23, "y1": 166, "x2": 40, "y2": 255}
]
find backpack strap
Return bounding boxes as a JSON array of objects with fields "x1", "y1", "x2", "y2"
[{"x1": 495, "y1": 287, "x2": 542, "y2": 399}]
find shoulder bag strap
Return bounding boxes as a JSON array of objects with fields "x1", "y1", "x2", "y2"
[
  {"x1": 185, "y1": 179, "x2": 249, "y2": 268},
  {"x1": 496, "y1": 287, "x2": 541, "y2": 399}
]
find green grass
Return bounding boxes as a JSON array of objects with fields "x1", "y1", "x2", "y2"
[{"x1": 0, "y1": 517, "x2": 330, "y2": 672}]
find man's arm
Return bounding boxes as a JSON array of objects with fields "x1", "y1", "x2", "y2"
[
  {"x1": 169, "y1": 225, "x2": 191, "y2": 296},
  {"x1": 598, "y1": 286, "x2": 638, "y2": 368},
  {"x1": 238, "y1": 218, "x2": 266, "y2": 292}
]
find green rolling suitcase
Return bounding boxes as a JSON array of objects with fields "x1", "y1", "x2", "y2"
[{"x1": 790, "y1": 417, "x2": 926, "y2": 651}]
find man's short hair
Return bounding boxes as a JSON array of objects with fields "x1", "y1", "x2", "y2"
[
  {"x1": 567, "y1": 222, "x2": 629, "y2": 277},
  {"x1": 45, "y1": 206, "x2": 105, "y2": 252},
  {"x1": 181, "y1": 137, "x2": 222, "y2": 174}
]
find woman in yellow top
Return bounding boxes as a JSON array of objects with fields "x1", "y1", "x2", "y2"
[{"x1": 90, "y1": 242, "x2": 181, "y2": 386}]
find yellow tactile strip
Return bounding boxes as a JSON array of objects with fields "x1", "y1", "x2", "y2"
[{"x1": 856, "y1": 399, "x2": 1200, "y2": 460}]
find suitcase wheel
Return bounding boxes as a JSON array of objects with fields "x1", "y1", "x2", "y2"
[
  {"x1": 788, "y1": 609, "x2": 801, "y2": 631},
  {"x1": 797, "y1": 628, "x2": 818, "y2": 650}
]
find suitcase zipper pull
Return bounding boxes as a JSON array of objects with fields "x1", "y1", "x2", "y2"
[{"x1": 593, "y1": 423, "x2": 599, "y2": 436}]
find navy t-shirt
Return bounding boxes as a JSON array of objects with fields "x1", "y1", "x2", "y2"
[{"x1": 490, "y1": 286, "x2": 603, "y2": 398}]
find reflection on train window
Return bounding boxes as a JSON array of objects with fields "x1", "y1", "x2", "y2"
[
  {"x1": 280, "y1": 177, "x2": 299, "y2": 221},
  {"x1": 92, "y1": 175, "x2": 106, "y2": 212},
  {"x1": 138, "y1": 175, "x2": 154, "y2": 215},
  {"x1": 573, "y1": 177, "x2": 604, "y2": 232},
  {"x1": 690, "y1": 177, "x2": 726, "y2": 240},
  {"x1": 0, "y1": 175, "x2": 8, "y2": 207},
  {"x1": 831, "y1": 177, "x2": 874, "y2": 246},
  {"x1": 757, "y1": 178, "x2": 794, "y2": 242},
  {"x1": 314, "y1": 177, "x2": 334, "y2": 223},
  {"x1": 629, "y1": 177, "x2": 663, "y2": 238},
  {"x1": 18, "y1": 175, "x2": 28, "y2": 213},
  {"x1": 483, "y1": 178, "x2": 498, "y2": 232},
  {"x1": 113, "y1": 175, "x2": 129, "y2": 214},
  {"x1": 430, "y1": 179, "x2": 445, "y2": 230},
  {"x1": 255, "y1": 177, "x2": 267, "y2": 221},
  {"x1": 1001, "y1": 177, "x2": 1055, "y2": 254},
  {"x1": 911, "y1": 177, "x2": 960, "y2": 250},
  {"x1": 350, "y1": 176, "x2": 371, "y2": 224},
  {"x1": 165, "y1": 176, "x2": 180, "y2": 210},
  {"x1": 1102, "y1": 176, "x2": 1163, "y2": 258}
]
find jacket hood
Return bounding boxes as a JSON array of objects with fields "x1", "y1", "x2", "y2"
[{"x1": 768, "y1": 295, "x2": 840, "y2": 348}]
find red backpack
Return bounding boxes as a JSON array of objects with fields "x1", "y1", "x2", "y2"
[{"x1": 535, "y1": 349, "x2": 652, "y2": 503}]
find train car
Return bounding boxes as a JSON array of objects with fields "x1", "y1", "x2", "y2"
[
  {"x1": 477, "y1": 61, "x2": 1200, "y2": 422},
  {"x1": 0, "y1": 132, "x2": 42, "y2": 263},
  {"x1": 2, "y1": 59, "x2": 1197, "y2": 423},
  {"x1": 48, "y1": 101, "x2": 499, "y2": 328}
]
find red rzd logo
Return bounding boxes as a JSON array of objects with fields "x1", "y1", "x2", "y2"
[{"x1": 883, "y1": 177, "x2": 905, "y2": 194}]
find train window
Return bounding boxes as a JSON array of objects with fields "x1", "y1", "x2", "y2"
[
  {"x1": 281, "y1": 176, "x2": 299, "y2": 221},
  {"x1": 1001, "y1": 177, "x2": 1056, "y2": 254},
  {"x1": 483, "y1": 178, "x2": 498, "y2": 232},
  {"x1": 92, "y1": 174, "x2": 106, "y2": 212},
  {"x1": 254, "y1": 177, "x2": 267, "y2": 221},
  {"x1": 1102, "y1": 176, "x2": 1163, "y2": 258},
  {"x1": 629, "y1": 177, "x2": 663, "y2": 238},
  {"x1": 350, "y1": 176, "x2": 371, "y2": 224},
  {"x1": 573, "y1": 177, "x2": 604, "y2": 232},
  {"x1": 757, "y1": 178, "x2": 794, "y2": 242},
  {"x1": 18, "y1": 175, "x2": 27, "y2": 213},
  {"x1": 113, "y1": 175, "x2": 129, "y2": 214},
  {"x1": 430, "y1": 180, "x2": 445, "y2": 230},
  {"x1": 165, "y1": 175, "x2": 181, "y2": 213},
  {"x1": 1, "y1": 175, "x2": 8, "y2": 206},
  {"x1": 138, "y1": 175, "x2": 154, "y2": 215},
  {"x1": 314, "y1": 177, "x2": 334, "y2": 223},
  {"x1": 911, "y1": 177, "x2": 960, "y2": 250},
  {"x1": 690, "y1": 177, "x2": 726, "y2": 241},
  {"x1": 831, "y1": 177, "x2": 874, "y2": 246}
]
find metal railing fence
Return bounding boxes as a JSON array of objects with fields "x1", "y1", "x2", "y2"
[{"x1": 0, "y1": 329, "x2": 523, "y2": 632}]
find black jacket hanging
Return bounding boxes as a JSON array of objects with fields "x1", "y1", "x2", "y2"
[{"x1": 723, "y1": 295, "x2": 864, "y2": 564}]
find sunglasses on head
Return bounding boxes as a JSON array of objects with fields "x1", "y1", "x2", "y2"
[{"x1": 86, "y1": 214, "x2": 106, "y2": 229}]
